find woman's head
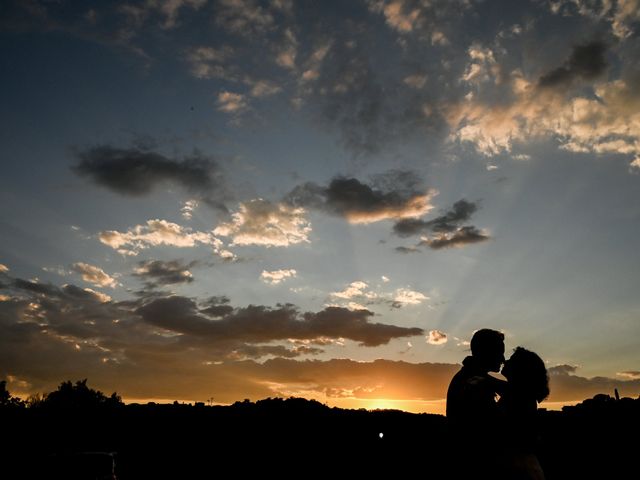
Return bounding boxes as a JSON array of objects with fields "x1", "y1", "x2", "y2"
[{"x1": 502, "y1": 347, "x2": 550, "y2": 402}]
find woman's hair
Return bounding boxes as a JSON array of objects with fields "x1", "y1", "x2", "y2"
[{"x1": 506, "y1": 347, "x2": 550, "y2": 402}]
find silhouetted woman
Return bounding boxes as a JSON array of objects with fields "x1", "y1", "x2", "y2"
[{"x1": 498, "y1": 347, "x2": 549, "y2": 480}]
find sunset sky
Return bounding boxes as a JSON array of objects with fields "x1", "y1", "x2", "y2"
[{"x1": 1, "y1": 0, "x2": 640, "y2": 413}]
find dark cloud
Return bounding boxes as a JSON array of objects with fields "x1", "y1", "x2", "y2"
[
  {"x1": 393, "y1": 199, "x2": 478, "y2": 237},
  {"x1": 395, "y1": 246, "x2": 421, "y2": 254},
  {"x1": 2, "y1": 276, "x2": 639, "y2": 405},
  {"x1": 312, "y1": 44, "x2": 443, "y2": 156},
  {"x1": 199, "y1": 296, "x2": 234, "y2": 318},
  {"x1": 72, "y1": 146, "x2": 228, "y2": 211},
  {"x1": 12, "y1": 278, "x2": 59, "y2": 296},
  {"x1": 392, "y1": 199, "x2": 489, "y2": 251},
  {"x1": 419, "y1": 226, "x2": 490, "y2": 249},
  {"x1": 137, "y1": 297, "x2": 423, "y2": 347},
  {"x1": 132, "y1": 260, "x2": 197, "y2": 289},
  {"x1": 0, "y1": 273, "x2": 424, "y2": 391},
  {"x1": 286, "y1": 171, "x2": 435, "y2": 224},
  {"x1": 538, "y1": 41, "x2": 608, "y2": 89}
]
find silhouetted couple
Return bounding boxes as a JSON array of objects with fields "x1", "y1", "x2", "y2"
[{"x1": 447, "y1": 329, "x2": 549, "y2": 479}]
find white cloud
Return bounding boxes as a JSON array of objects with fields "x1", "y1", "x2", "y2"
[
  {"x1": 248, "y1": 79, "x2": 282, "y2": 97},
  {"x1": 331, "y1": 281, "x2": 378, "y2": 300},
  {"x1": 82, "y1": 288, "x2": 112, "y2": 303},
  {"x1": 381, "y1": 275, "x2": 390, "y2": 283},
  {"x1": 261, "y1": 269, "x2": 297, "y2": 285},
  {"x1": 213, "y1": 199, "x2": 311, "y2": 247},
  {"x1": 368, "y1": 0, "x2": 421, "y2": 33},
  {"x1": 71, "y1": 263, "x2": 118, "y2": 289},
  {"x1": 217, "y1": 91, "x2": 248, "y2": 113},
  {"x1": 330, "y1": 281, "x2": 427, "y2": 309},
  {"x1": 447, "y1": 71, "x2": 640, "y2": 168},
  {"x1": 181, "y1": 199, "x2": 198, "y2": 220},
  {"x1": 461, "y1": 44, "x2": 499, "y2": 85},
  {"x1": 99, "y1": 219, "x2": 223, "y2": 256},
  {"x1": 427, "y1": 330, "x2": 448, "y2": 345},
  {"x1": 0, "y1": 264, "x2": 9, "y2": 273},
  {"x1": 393, "y1": 288, "x2": 427, "y2": 305}
]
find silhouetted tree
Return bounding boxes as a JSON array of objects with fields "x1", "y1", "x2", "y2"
[
  {"x1": 0, "y1": 380, "x2": 25, "y2": 408},
  {"x1": 26, "y1": 392, "x2": 45, "y2": 408},
  {"x1": 42, "y1": 379, "x2": 123, "y2": 410}
]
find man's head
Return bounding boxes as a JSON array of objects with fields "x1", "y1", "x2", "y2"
[{"x1": 470, "y1": 329, "x2": 505, "y2": 372}]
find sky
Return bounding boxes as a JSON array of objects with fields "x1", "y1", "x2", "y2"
[{"x1": 1, "y1": 0, "x2": 640, "y2": 414}]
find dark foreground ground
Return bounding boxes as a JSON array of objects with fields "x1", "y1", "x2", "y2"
[{"x1": 2, "y1": 394, "x2": 639, "y2": 478}]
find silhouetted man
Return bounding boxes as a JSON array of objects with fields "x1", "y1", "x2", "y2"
[{"x1": 446, "y1": 328, "x2": 506, "y2": 477}]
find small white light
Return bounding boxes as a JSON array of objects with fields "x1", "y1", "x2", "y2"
[{"x1": 379, "y1": 432, "x2": 384, "y2": 438}]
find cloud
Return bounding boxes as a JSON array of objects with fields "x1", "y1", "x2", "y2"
[
  {"x1": 331, "y1": 281, "x2": 376, "y2": 300},
  {"x1": 133, "y1": 260, "x2": 196, "y2": 288},
  {"x1": 617, "y1": 371, "x2": 640, "y2": 380},
  {"x1": 446, "y1": 53, "x2": 640, "y2": 168},
  {"x1": 367, "y1": 0, "x2": 422, "y2": 33},
  {"x1": 329, "y1": 281, "x2": 427, "y2": 309},
  {"x1": 461, "y1": 44, "x2": 499, "y2": 85},
  {"x1": 547, "y1": 0, "x2": 640, "y2": 39},
  {"x1": 1, "y1": 274, "x2": 639, "y2": 407},
  {"x1": 395, "y1": 246, "x2": 421, "y2": 254},
  {"x1": 99, "y1": 219, "x2": 231, "y2": 257},
  {"x1": 549, "y1": 364, "x2": 579, "y2": 375},
  {"x1": 427, "y1": 330, "x2": 448, "y2": 345},
  {"x1": 287, "y1": 172, "x2": 437, "y2": 224},
  {"x1": 298, "y1": 31, "x2": 443, "y2": 155},
  {"x1": 419, "y1": 226, "x2": 490, "y2": 249},
  {"x1": 393, "y1": 199, "x2": 490, "y2": 251},
  {"x1": 213, "y1": 199, "x2": 311, "y2": 247},
  {"x1": 215, "y1": 0, "x2": 275, "y2": 36},
  {"x1": 217, "y1": 91, "x2": 248, "y2": 113},
  {"x1": 153, "y1": 0, "x2": 206, "y2": 29},
  {"x1": 299, "y1": 42, "x2": 331, "y2": 86},
  {"x1": 80, "y1": 288, "x2": 112, "y2": 303},
  {"x1": 403, "y1": 74, "x2": 427, "y2": 89},
  {"x1": 393, "y1": 288, "x2": 427, "y2": 306},
  {"x1": 393, "y1": 199, "x2": 478, "y2": 237},
  {"x1": 538, "y1": 41, "x2": 608, "y2": 90},
  {"x1": 71, "y1": 263, "x2": 118, "y2": 289},
  {"x1": 185, "y1": 45, "x2": 237, "y2": 80},
  {"x1": 0, "y1": 272, "x2": 424, "y2": 385},
  {"x1": 181, "y1": 200, "x2": 198, "y2": 220},
  {"x1": 247, "y1": 79, "x2": 282, "y2": 97},
  {"x1": 275, "y1": 27, "x2": 297, "y2": 69},
  {"x1": 72, "y1": 146, "x2": 228, "y2": 211},
  {"x1": 261, "y1": 269, "x2": 297, "y2": 285},
  {"x1": 137, "y1": 297, "x2": 423, "y2": 348},
  {"x1": 0, "y1": 264, "x2": 8, "y2": 273}
]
